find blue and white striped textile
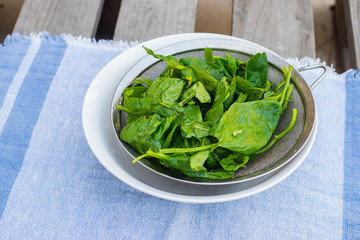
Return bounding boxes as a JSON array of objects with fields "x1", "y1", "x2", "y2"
[{"x1": 0, "y1": 33, "x2": 359, "y2": 239}]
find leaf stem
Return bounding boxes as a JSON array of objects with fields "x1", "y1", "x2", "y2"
[
  {"x1": 159, "y1": 143, "x2": 219, "y2": 154},
  {"x1": 282, "y1": 84, "x2": 294, "y2": 110},
  {"x1": 132, "y1": 150, "x2": 169, "y2": 163},
  {"x1": 279, "y1": 66, "x2": 293, "y2": 106}
]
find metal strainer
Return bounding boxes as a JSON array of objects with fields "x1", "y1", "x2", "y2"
[{"x1": 111, "y1": 36, "x2": 328, "y2": 186}]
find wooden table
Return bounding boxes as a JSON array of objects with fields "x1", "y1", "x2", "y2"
[
  {"x1": 12, "y1": 0, "x2": 360, "y2": 69},
  {"x1": 336, "y1": 0, "x2": 360, "y2": 70}
]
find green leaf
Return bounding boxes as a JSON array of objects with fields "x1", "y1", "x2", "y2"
[
  {"x1": 162, "y1": 117, "x2": 181, "y2": 149},
  {"x1": 180, "y1": 57, "x2": 225, "y2": 81},
  {"x1": 150, "y1": 115, "x2": 177, "y2": 140},
  {"x1": 236, "y1": 92, "x2": 248, "y2": 103},
  {"x1": 215, "y1": 100, "x2": 282, "y2": 154},
  {"x1": 219, "y1": 155, "x2": 249, "y2": 171},
  {"x1": 186, "y1": 66, "x2": 218, "y2": 92},
  {"x1": 223, "y1": 77, "x2": 237, "y2": 109},
  {"x1": 143, "y1": 46, "x2": 196, "y2": 85},
  {"x1": 180, "y1": 82, "x2": 211, "y2": 106},
  {"x1": 117, "y1": 97, "x2": 159, "y2": 115},
  {"x1": 120, "y1": 114, "x2": 169, "y2": 154},
  {"x1": 192, "y1": 122, "x2": 212, "y2": 138},
  {"x1": 146, "y1": 77, "x2": 186, "y2": 104},
  {"x1": 180, "y1": 103, "x2": 213, "y2": 140},
  {"x1": 126, "y1": 114, "x2": 142, "y2": 124},
  {"x1": 204, "y1": 48, "x2": 214, "y2": 63},
  {"x1": 245, "y1": 52, "x2": 268, "y2": 88},
  {"x1": 235, "y1": 76, "x2": 264, "y2": 101},
  {"x1": 131, "y1": 78, "x2": 154, "y2": 87},
  {"x1": 190, "y1": 150, "x2": 210, "y2": 171},
  {"x1": 213, "y1": 54, "x2": 238, "y2": 77},
  {"x1": 204, "y1": 77, "x2": 230, "y2": 125},
  {"x1": 123, "y1": 86, "x2": 147, "y2": 98},
  {"x1": 256, "y1": 108, "x2": 297, "y2": 154}
]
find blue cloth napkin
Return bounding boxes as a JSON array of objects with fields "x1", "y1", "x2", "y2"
[{"x1": 0, "y1": 33, "x2": 359, "y2": 239}]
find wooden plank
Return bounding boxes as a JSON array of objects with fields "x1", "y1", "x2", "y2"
[
  {"x1": 13, "y1": 0, "x2": 104, "y2": 38},
  {"x1": 194, "y1": 0, "x2": 232, "y2": 35},
  {"x1": 0, "y1": 0, "x2": 24, "y2": 42},
  {"x1": 312, "y1": 0, "x2": 337, "y2": 68},
  {"x1": 335, "y1": 0, "x2": 349, "y2": 72},
  {"x1": 342, "y1": 0, "x2": 360, "y2": 69},
  {"x1": 232, "y1": 0, "x2": 316, "y2": 58},
  {"x1": 113, "y1": 0, "x2": 198, "y2": 42}
]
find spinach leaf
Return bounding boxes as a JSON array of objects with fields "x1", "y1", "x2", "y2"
[
  {"x1": 213, "y1": 54, "x2": 239, "y2": 78},
  {"x1": 204, "y1": 77, "x2": 230, "y2": 125},
  {"x1": 143, "y1": 46, "x2": 197, "y2": 85},
  {"x1": 202, "y1": 137, "x2": 220, "y2": 169},
  {"x1": 146, "y1": 77, "x2": 186, "y2": 104},
  {"x1": 190, "y1": 150, "x2": 210, "y2": 171},
  {"x1": 180, "y1": 82, "x2": 211, "y2": 106},
  {"x1": 245, "y1": 52, "x2": 268, "y2": 88},
  {"x1": 235, "y1": 76, "x2": 264, "y2": 101},
  {"x1": 162, "y1": 117, "x2": 181, "y2": 149},
  {"x1": 236, "y1": 92, "x2": 248, "y2": 103},
  {"x1": 180, "y1": 57, "x2": 225, "y2": 81},
  {"x1": 123, "y1": 86, "x2": 147, "y2": 98},
  {"x1": 204, "y1": 48, "x2": 214, "y2": 63},
  {"x1": 120, "y1": 114, "x2": 173, "y2": 154},
  {"x1": 117, "y1": 97, "x2": 180, "y2": 117},
  {"x1": 117, "y1": 97, "x2": 159, "y2": 115},
  {"x1": 117, "y1": 76, "x2": 186, "y2": 117},
  {"x1": 185, "y1": 66, "x2": 218, "y2": 92},
  {"x1": 223, "y1": 76, "x2": 237, "y2": 109},
  {"x1": 215, "y1": 100, "x2": 282, "y2": 154},
  {"x1": 126, "y1": 114, "x2": 142, "y2": 124},
  {"x1": 150, "y1": 115, "x2": 177, "y2": 141},
  {"x1": 130, "y1": 78, "x2": 154, "y2": 87},
  {"x1": 219, "y1": 155, "x2": 249, "y2": 171},
  {"x1": 180, "y1": 105, "x2": 211, "y2": 139},
  {"x1": 256, "y1": 108, "x2": 297, "y2": 154}
]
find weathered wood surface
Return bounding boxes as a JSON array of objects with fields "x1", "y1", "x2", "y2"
[
  {"x1": 13, "y1": 0, "x2": 104, "y2": 38},
  {"x1": 13, "y1": 0, "x2": 319, "y2": 61},
  {"x1": 194, "y1": 0, "x2": 232, "y2": 35},
  {"x1": 113, "y1": 0, "x2": 198, "y2": 42},
  {"x1": 232, "y1": 0, "x2": 316, "y2": 58},
  {"x1": 338, "y1": 0, "x2": 360, "y2": 69}
]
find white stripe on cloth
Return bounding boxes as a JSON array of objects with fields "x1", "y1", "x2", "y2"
[{"x1": 0, "y1": 38, "x2": 41, "y2": 135}]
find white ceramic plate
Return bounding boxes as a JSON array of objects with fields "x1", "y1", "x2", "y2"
[{"x1": 82, "y1": 33, "x2": 317, "y2": 203}]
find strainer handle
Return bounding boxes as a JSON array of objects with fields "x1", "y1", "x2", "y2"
[{"x1": 298, "y1": 64, "x2": 329, "y2": 90}]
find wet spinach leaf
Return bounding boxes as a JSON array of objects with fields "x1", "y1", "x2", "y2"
[
  {"x1": 123, "y1": 86, "x2": 147, "y2": 98},
  {"x1": 245, "y1": 52, "x2": 268, "y2": 88},
  {"x1": 130, "y1": 78, "x2": 154, "y2": 87},
  {"x1": 180, "y1": 57, "x2": 225, "y2": 81},
  {"x1": 215, "y1": 100, "x2": 282, "y2": 154},
  {"x1": 120, "y1": 114, "x2": 173, "y2": 154},
  {"x1": 146, "y1": 77, "x2": 186, "y2": 104},
  {"x1": 180, "y1": 82, "x2": 211, "y2": 106},
  {"x1": 219, "y1": 154, "x2": 249, "y2": 171},
  {"x1": 204, "y1": 77, "x2": 230, "y2": 125}
]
